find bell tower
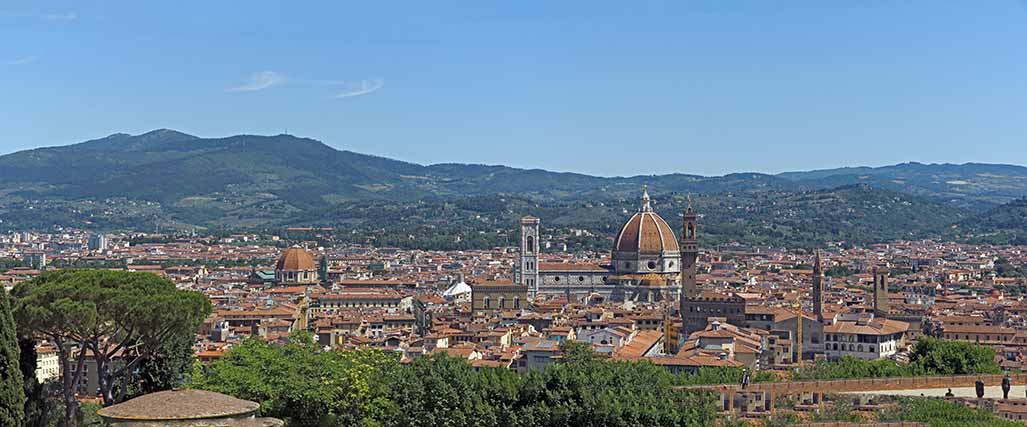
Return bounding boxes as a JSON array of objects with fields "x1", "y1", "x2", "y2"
[
  {"x1": 872, "y1": 266, "x2": 890, "y2": 318},
  {"x1": 518, "y1": 216, "x2": 541, "y2": 298},
  {"x1": 812, "y1": 250, "x2": 824, "y2": 323}
]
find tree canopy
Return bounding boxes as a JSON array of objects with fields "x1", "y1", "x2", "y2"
[
  {"x1": 794, "y1": 337, "x2": 1001, "y2": 381},
  {"x1": 194, "y1": 335, "x2": 402, "y2": 427},
  {"x1": 11, "y1": 270, "x2": 211, "y2": 426},
  {"x1": 196, "y1": 338, "x2": 719, "y2": 427}
]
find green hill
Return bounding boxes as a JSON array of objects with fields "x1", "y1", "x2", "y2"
[
  {"x1": 779, "y1": 162, "x2": 1027, "y2": 208},
  {"x1": 955, "y1": 198, "x2": 1027, "y2": 245},
  {"x1": 295, "y1": 185, "x2": 971, "y2": 250},
  {"x1": 0, "y1": 130, "x2": 808, "y2": 229},
  {"x1": 0, "y1": 130, "x2": 1017, "y2": 248}
]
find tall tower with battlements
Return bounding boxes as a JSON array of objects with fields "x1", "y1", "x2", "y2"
[
  {"x1": 812, "y1": 250, "x2": 824, "y2": 323},
  {"x1": 680, "y1": 196, "x2": 699, "y2": 299}
]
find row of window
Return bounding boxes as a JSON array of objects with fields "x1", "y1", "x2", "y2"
[
  {"x1": 687, "y1": 306, "x2": 743, "y2": 314},
  {"x1": 316, "y1": 302, "x2": 400, "y2": 308},
  {"x1": 621, "y1": 260, "x2": 675, "y2": 270},
  {"x1": 553, "y1": 275, "x2": 602, "y2": 283},
  {"x1": 828, "y1": 342, "x2": 893, "y2": 353},
  {"x1": 943, "y1": 334, "x2": 1011, "y2": 342},
  {"x1": 482, "y1": 297, "x2": 521, "y2": 309}
]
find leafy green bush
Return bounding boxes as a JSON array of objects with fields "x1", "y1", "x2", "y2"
[
  {"x1": 196, "y1": 339, "x2": 718, "y2": 427},
  {"x1": 193, "y1": 336, "x2": 400, "y2": 427},
  {"x1": 794, "y1": 337, "x2": 1000, "y2": 380},
  {"x1": 878, "y1": 397, "x2": 1020, "y2": 427},
  {"x1": 909, "y1": 336, "x2": 1002, "y2": 376}
]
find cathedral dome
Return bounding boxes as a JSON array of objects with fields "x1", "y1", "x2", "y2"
[
  {"x1": 613, "y1": 189, "x2": 679, "y2": 255},
  {"x1": 276, "y1": 247, "x2": 315, "y2": 271}
]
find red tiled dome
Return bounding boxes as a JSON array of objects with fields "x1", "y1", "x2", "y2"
[
  {"x1": 275, "y1": 247, "x2": 315, "y2": 271},
  {"x1": 614, "y1": 211, "x2": 679, "y2": 255}
]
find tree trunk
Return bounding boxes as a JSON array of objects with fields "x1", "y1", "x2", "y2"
[
  {"x1": 96, "y1": 352, "x2": 114, "y2": 406},
  {"x1": 55, "y1": 341, "x2": 78, "y2": 427}
]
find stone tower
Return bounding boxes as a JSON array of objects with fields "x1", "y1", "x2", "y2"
[
  {"x1": 518, "y1": 216, "x2": 541, "y2": 298},
  {"x1": 679, "y1": 196, "x2": 699, "y2": 299},
  {"x1": 812, "y1": 250, "x2": 824, "y2": 323},
  {"x1": 318, "y1": 255, "x2": 329, "y2": 285},
  {"x1": 872, "y1": 266, "x2": 890, "y2": 318}
]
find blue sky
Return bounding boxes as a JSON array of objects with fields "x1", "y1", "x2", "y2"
[{"x1": 2, "y1": 1, "x2": 1026, "y2": 176}]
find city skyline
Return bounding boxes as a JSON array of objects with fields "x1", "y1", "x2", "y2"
[
  {"x1": 5, "y1": 3, "x2": 1027, "y2": 426},
  {"x1": 3, "y1": 1, "x2": 1027, "y2": 176}
]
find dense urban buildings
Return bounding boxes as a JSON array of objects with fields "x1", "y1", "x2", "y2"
[{"x1": 5, "y1": 194, "x2": 1027, "y2": 423}]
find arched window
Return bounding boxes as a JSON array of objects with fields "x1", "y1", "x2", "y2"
[
  {"x1": 483, "y1": 297, "x2": 491, "y2": 309},
  {"x1": 498, "y1": 297, "x2": 505, "y2": 308},
  {"x1": 526, "y1": 236, "x2": 534, "y2": 253},
  {"x1": 687, "y1": 223, "x2": 695, "y2": 239},
  {"x1": 514, "y1": 297, "x2": 520, "y2": 309}
]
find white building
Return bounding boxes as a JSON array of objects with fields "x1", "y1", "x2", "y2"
[
  {"x1": 824, "y1": 313, "x2": 909, "y2": 360},
  {"x1": 35, "y1": 345, "x2": 60, "y2": 382}
]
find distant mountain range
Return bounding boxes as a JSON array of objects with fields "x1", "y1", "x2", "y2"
[
  {"x1": 1, "y1": 130, "x2": 1024, "y2": 248},
  {"x1": 779, "y1": 162, "x2": 1027, "y2": 207}
]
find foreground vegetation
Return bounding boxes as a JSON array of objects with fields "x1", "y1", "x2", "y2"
[
  {"x1": 879, "y1": 397, "x2": 1021, "y2": 427},
  {"x1": 195, "y1": 338, "x2": 720, "y2": 427},
  {"x1": 793, "y1": 337, "x2": 1000, "y2": 381},
  {"x1": 8, "y1": 270, "x2": 211, "y2": 427},
  {"x1": 765, "y1": 396, "x2": 1020, "y2": 427},
  {"x1": 194, "y1": 335, "x2": 1006, "y2": 427}
]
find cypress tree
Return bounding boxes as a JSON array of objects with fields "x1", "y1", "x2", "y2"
[
  {"x1": 0, "y1": 288, "x2": 25, "y2": 426},
  {"x1": 19, "y1": 337, "x2": 48, "y2": 427}
]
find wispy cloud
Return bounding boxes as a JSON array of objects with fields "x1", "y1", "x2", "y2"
[
  {"x1": 226, "y1": 71, "x2": 287, "y2": 92},
  {"x1": 0, "y1": 10, "x2": 77, "y2": 22},
  {"x1": 332, "y1": 78, "x2": 385, "y2": 98},
  {"x1": 42, "y1": 12, "x2": 77, "y2": 22},
  {"x1": 7, "y1": 56, "x2": 37, "y2": 66},
  {"x1": 225, "y1": 72, "x2": 383, "y2": 97}
]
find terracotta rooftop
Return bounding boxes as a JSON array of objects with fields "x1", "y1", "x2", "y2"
[
  {"x1": 614, "y1": 211, "x2": 679, "y2": 255},
  {"x1": 275, "y1": 247, "x2": 315, "y2": 271},
  {"x1": 96, "y1": 389, "x2": 259, "y2": 421}
]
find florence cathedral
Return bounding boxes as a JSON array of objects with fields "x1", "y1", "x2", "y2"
[{"x1": 515, "y1": 187, "x2": 700, "y2": 305}]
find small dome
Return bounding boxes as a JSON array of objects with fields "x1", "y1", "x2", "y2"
[
  {"x1": 276, "y1": 247, "x2": 315, "y2": 271},
  {"x1": 97, "y1": 389, "x2": 259, "y2": 421}
]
